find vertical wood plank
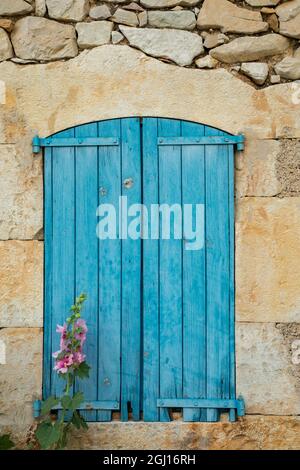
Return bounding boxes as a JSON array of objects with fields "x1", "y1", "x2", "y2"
[
  {"x1": 74, "y1": 123, "x2": 99, "y2": 421},
  {"x1": 228, "y1": 144, "x2": 236, "y2": 422},
  {"x1": 142, "y1": 118, "x2": 160, "y2": 421},
  {"x1": 98, "y1": 119, "x2": 122, "y2": 421},
  {"x1": 181, "y1": 121, "x2": 206, "y2": 422},
  {"x1": 43, "y1": 147, "x2": 52, "y2": 399},
  {"x1": 121, "y1": 117, "x2": 142, "y2": 421},
  {"x1": 51, "y1": 128, "x2": 75, "y2": 398},
  {"x1": 205, "y1": 126, "x2": 230, "y2": 422},
  {"x1": 158, "y1": 118, "x2": 182, "y2": 422}
]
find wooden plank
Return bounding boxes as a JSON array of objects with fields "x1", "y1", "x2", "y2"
[
  {"x1": 51, "y1": 127, "x2": 75, "y2": 399},
  {"x1": 120, "y1": 117, "x2": 142, "y2": 421},
  {"x1": 142, "y1": 118, "x2": 160, "y2": 421},
  {"x1": 74, "y1": 123, "x2": 99, "y2": 421},
  {"x1": 43, "y1": 146, "x2": 52, "y2": 400},
  {"x1": 181, "y1": 121, "x2": 206, "y2": 422},
  {"x1": 228, "y1": 144, "x2": 236, "y2": 423},
  {"x1": 205, "y1": 126, "x2": 230, "y2": 422},
  {"x1": 158, "y1": 118, "x2": 182, "y2": 422},
  {"x1": 97, "y1": 119, "x2": 122, "y2": 422}
]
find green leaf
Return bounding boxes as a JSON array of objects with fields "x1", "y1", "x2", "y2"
[
  {"x1": 0, "y1": 434, "x2": 14, "y2": 450},
  {"x1": 71, "y1": 411, "x2": 81, "y2": 430},
  {"x1": 40, "y1": 396, "x2": 60, "y2": 416},
  {"x1": 70, "y1": 391, "x2": 84, "y2": 411},
  {"x1": 35, "y1": 421, "x2": 61, "y2": 449},
  {"x1": 71, "y1": 411, "x2": 88, "y2": 430},
  {"x1": 61, "y1": 395, "x2": 72, "y2": 410},
  {"x1": 76, "y1": 362, "x2": 90, "y2": 379}
]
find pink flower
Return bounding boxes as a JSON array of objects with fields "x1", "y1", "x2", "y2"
[
  {"x1": 74, "y1": 319, "x2": 88, "y2": 345},
  {"x1": 56, "y1": 323, "x2": 68, "y2": 351},
  {"x1": 73, "y1": 352, "x2": 85, "y2": 365},
  {"x1": 54, "y1": 353, "x2": 74, "y2": 374}
]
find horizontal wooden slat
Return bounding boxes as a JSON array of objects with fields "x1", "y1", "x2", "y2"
[{"x1": 33, "y1": 400, "x2": 120, "y2": 417}]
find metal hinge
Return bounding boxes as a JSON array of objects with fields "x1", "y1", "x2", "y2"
[
  {"x1": 157, "y1": 135, "x2": 245, "y2": 150},
  {"x1": 32, "y1": 136, "x2": 120, "y2": 153}
]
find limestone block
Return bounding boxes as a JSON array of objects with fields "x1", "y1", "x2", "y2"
[
  {"x1": 240, "y1": 62, "x2": 269, "y2": 85},
  {"x1": 35, "y1": 0, "x2": 47, "y2": 17},
  {"x1": 119, "y1": 27, "x2": 204, "y2": 66},
  {"x1": 76, "y1": 21, "x2": 113, "y2": 49},
  {"x1": 0, "y1": 241, "x2": 43, "y2": 328},
  {"x1": 67, "y1": 417, "x2": 300, "y2": 450},
  {"x1": 195, "y1": 55, "x2": 218, "y2": 68},
  {"x1": 235, "y1": 139, "x2": 280, "y2": 197},
  {"x1": 141, "y1": 0, "x2": 199, "y2": 7},
  {"x1": 210, "y1": 34, "x2": 290, "y2": 63},
  {"x1": 197, "y1": 0, "x2": 268, "y2": 34},
  {"x1": 148, "y1": 10, "x2": 196, "y2": 30},
  {"x1": 0, "y1": 146, "x2": 43, "y2": 240},
  {"x1": 111, "y1": 9, "x2": 139, "y2": 27},
  {"x1": 276, "y1": 139, "x2": 300, "y2": 196},
  {"x1": 46, "y1": 0, "x2": 89, "y2": 22},
  {"x1": 0, "y1": 20, "x2": 14, "y2": 33},
  {"x1": 246, "y1": 0, "x2": 280, "y2": 5},
  {"x1": 11, "y1": 17, "x2": 78, "y2": 61},
  {"x1": 0, "y1": 328, "x2": 42, "y2": 432},
  {"x1": 279, "y1": 13, "x2": 300, "y2": 39},
  {"x1": 236, "y1": 322, "x2": 300, "y2": 415},
  {"x1": 275, "y1": 56, "x2": 300, "y2": 79},
  {"x1": 276, "y1": 0, "x2": 300, "y2": 22},
  {"x1": 202, "y1": 32, "x2": 229, "y2": 49},
  {"x1": 264, "y1": 82, "x2": 300, "y2": 137},
  {"x1": 236, "y1": 197, "x2": 300, "y2": 322},
  {"x1": 112, "y1": 31, "x2": 124, "y2": 44},
  {"x1": 0, "y1": 0, "x2": 33, "y2": 16},
  {"x1": 1, "y1": 45, "x2": 300, "y2": 148},
  {"x1": 138, "y1": 11, "x2": 148, "y2": 27},
  {"x1": 89, "y1": 5, "x2": 111, "y2": 20},
  {"x1": 0, "y1": 28, "x2": 13, "y2": 63}
]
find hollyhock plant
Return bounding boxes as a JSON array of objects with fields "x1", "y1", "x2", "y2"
[
  {"x1": 52, "y1": 295, "x2": 90, "y2": 386},
  {"x1": 35, "y1": 293, "x2": 90, "y2": 450}
]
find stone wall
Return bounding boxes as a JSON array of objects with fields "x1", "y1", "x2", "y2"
[
  {"x1": 0, "y1": 1, "x2": 300, "y2": 451},
  {"x1": 0, "y1": 0, "x2": 300, "y2": 85}
]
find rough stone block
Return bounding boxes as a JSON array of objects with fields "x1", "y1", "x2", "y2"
[
  {"x1": 11, "y1": 17, "x2": 78, "y2": 61},
  {"x1": 0, "y1": 145, "x2": 43, "y2": 240},
  {"x1": 46, "y1": 0, "x2": 89, "y2": 22},
  {"x1": 76, "y1": 21, "x2": 113, "y2": 49},
  {"x1": 236, "y1": 197, "x2": 300, "y2": 322},
  {"x1": 0, "y1": 0, "x2": 33, "y2": 16},
  {"x1": 0, "y1": 328, "x2": 42, "y2": 432},
  {"x1": 235, "y1": 139, "x2": 281, "y2": 197},
  {"x1": 197, "y1": 0, "x2": 268, "y2": 34},
  {"x1": 66, "y1": 416, "x2": 300, "y2": 449},
  {"x1": 236, "y1": 322, "x2": 300, "y2": 415},
  {"x1": 119, "y1": 27, "x2": 204, "y2": 66},
  {"x1": 0, "y1": 241, "x2": 43, "y2": 327}
]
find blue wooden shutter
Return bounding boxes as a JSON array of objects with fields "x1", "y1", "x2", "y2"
[
  {"x1": 38, "y1": 117, "x2": 244, "y2": 422},
  {"x1": 142, "y1": 118, "x2": 242, "y2": 422}
]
